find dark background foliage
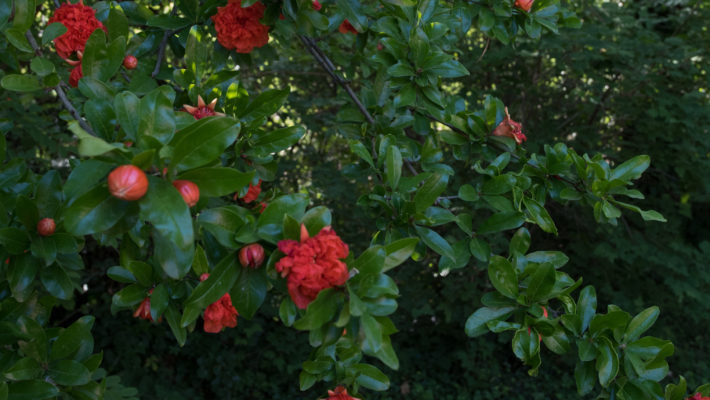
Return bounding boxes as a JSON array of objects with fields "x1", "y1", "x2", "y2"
[{"x1": 3, "y1": 0, "x2": 708, "y2": 398}]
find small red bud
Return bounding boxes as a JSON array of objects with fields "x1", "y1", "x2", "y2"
[
  {"x1": 312, "y1": 0, "x2": 322, "y2": 11},
  {"x1": 239, "y1": 243, "x2": 265, "y2": 268},
  {"x1": 37, "y1": 218, "x2": 56, "y2": 236},
  {"x1": 123, "y1": 55, "x2": 138, "y2": 69},
  {"x1": 377, "y1": 42, "x2": 384, "y2": 51},
  {"x1": 515, "y1": 0, "x2": 534, "y2": 12},
  {"x1": 172, "y1": 180, "x2": 200, "y2": 207},
  {"x1": 541, "y1": 306, "x2": 548, "y2": 318}
]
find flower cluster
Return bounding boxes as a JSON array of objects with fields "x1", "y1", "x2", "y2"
[
  {"x1": 48, "y1": 1, "x2": 106, "y2": 59},
  {"x1": 200, "y1": 274, "x2": 239, "y2": 333},
  {"x1": 323, "y1": 386, "x2": 360, "y2": 400},
  {"x1": 276, "y1": 225, "x2": 349, "y2": 309},
  {"x1": 492, "y1": 107, "x2": 527, "y2": 145},
  {"x1": 235, "y1": 179, "x2": 262, "y2": 203},
  {"x1": 211, "y1": 0, "x2": 270, "y2": 54}
]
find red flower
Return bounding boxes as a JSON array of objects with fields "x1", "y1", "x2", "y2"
[
  {"x1": 312, "y1": 0, "x2": 322, "y2": 11},
  {"x1": 339, "y1": 19, "x2": 358, "y2": 35},
  {"x1": 515, "y1": 0, "x2": 534, "y2": 12},
  {"x1": 687, "y1": 394, "x2": 710, "y2": 400},
  {"x1": 133, "y1": 290, "x2": 153, "y2": 321},
  {"x1": 491, "y1": 107, "x2": 527, "y2": 145},
  {"x1": 323, "y1": 386, "x2": 361, "y2": 400},
  {"x1": 68, "y1": 64, "x2": 82, "y2": 87},
  {"x1": 236, "y1": 180, "x2": 262, "y2": 203},
  {"x1": 276, "y1": 225, "x2": 349, "y2": 309},
  {"x1": 48, "y1": 1, "x2": 107, "y2": 59},
  {"x1": 239, "y1": 243, "x2": 265, "y2": 268},
  {"x1": 183, "y1": 95, "x2": 224, "y2": 120},
  {"x1": 200, "y1": 273, "x2": 239, "y2": 333},
  {"x1": 211, "y1": 0, "x2": 270, "y2": 54}
]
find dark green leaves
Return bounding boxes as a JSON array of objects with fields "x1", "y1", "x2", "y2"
[
  {"x1": 465, "y1": 306, "x2": 516, "y2": 337},
  {"x1": 181, "y1": 255, "x2": 239, "y2": 327},
  {"x1": 623, "y1": 306, "x2": 659, "y2": 344},
  {"x1": 137, "y1": 88, "x2": 176, "y2": 145},
  {"x1": 610, "y1": 155, "x2": 650, "y2": 182},
  {"x1": 385, "y1": 145, "x2": 402, "y2": 189},
  {"x1": 414, "y1": 225, "x2": 454, "y2": 260},
  {"x1": 82, "y1": 29, "x2": 125, "y2": 82},
  {"x1": 487, "y1": 256, "x2": 518, "y2": 299},
  {"x1": 478, "y1": 211, "x2": 525, "y2": 235},
  {"x1": 595, "y1": 336, "x2": 619, "y2": 387},
  {"x1": 0, "y1": 75, "x2": 41, "y2": 92},
  {"x1": 170, "y1": 117, "x2": 240, "y2": 171},
  {"x1": 230, "y1": 267, "x2": 268, "y2": 319},
  {"x1": 177, "y1": 167, "x2": 253, "y2": 197},
  {"x1": 413, "y1": 173, "x2": 448, "y2": 212},
  {"x1": 63, "y1": 186, "x2": 130, "y2": 236},
  {"x1": 293, "y1": 289, "x2": 339, "y2": 331}
]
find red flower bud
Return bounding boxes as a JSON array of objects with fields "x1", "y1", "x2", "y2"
[
  {"x1": 377, "y1": 42, "x2": 384, "y2": 51},
  {"x1": 69, "y1": 64, "x2": 82, "y2": 88},
  {"x1": 239, "y1": 243, "x2": 265, "y2": 268},
  {"x1": 312, "y1": 0, "x2": 322, "y2": 11},
  {"x1": 339, "y1": 19, "x2": 358, "y2": 35},
  {"x1": 37, "y1": 218, "x2": 56, "y2": 236},
  {"x1": 541, "y1": 306, "x2": 548, "y2": 318},
  {"x1": 123, "y1": 55, "x2": 138, "y2": 69},
  {"x1": 515, "y1": 0, "x2": 534, "y2": 12},
  {"x1": 687, "y1": 393, "x2": 710, "y2": 400},
  {"x1": 172, "y1": 180, "x2": 200, "y2": 207},
  {"x1": 108, "y1": 165, "x2": 149, "y2": 201}
]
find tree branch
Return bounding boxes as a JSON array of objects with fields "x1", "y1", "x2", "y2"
[
  {"x1": 299, "y1": 35, "x2": 375, "y2": 125},
  {"x1": 152, "y1": 29, "x2": 174, "y2": 78},
  {"x1": 25, "y1": 30, "x2": 97, "y2": 136}
]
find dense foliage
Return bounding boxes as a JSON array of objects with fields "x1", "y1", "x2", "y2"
[{"x1": 0, "y1": 0, "x2": 708, "y2": 399}]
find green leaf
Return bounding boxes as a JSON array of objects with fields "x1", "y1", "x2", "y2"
[
  {"x1": 458, "y1": 184, "x2": 479, "y2": 202},
  {"x1": 509, "y1": 227, "x2": 531, "y2": 255},
  {"x1": 149, "y1": 283, "x2": 169, "y2": 322},
  {"x1": 526, "y1": 263, "x2": 556, "y2": 303},
  {"x1": 465, "y1": 306, "x2": 516, "y2": 337},
  {"x1": 248, "y1": 126, "x2": 304, "y2": 157},
  {"x1": 353, "y1": 363, "x2": 390, "y2": 391},
  {"x1": 126, "y1": 261, "x2": 152, "y2": 287},
  {"x1": 198, "y1": 206, "x2": 248, "y2": 249},
  {"x1": 51, "y1": 316, "x2": 94, "y2": 361},
  {"x1": 352, "y1": 246, "x2": 385, "y2": 275},
  {"x1": 610, "y1": 155, "x2": 650, "y2": 181},
  {"x1": 360, "y1": 313, "x2": 383, "y2": 352},
  {"x1": 39, "y1": 264, "x2": 74, "y2": 300},
  {"x1": 526, "y1": 251, "x2": 569, "y2": 268},
  {"x1": 488, "y1": 256, "x2": 518, "y2": 299},
  {"x1": 575, "y1": 360, "x2": 595, "y2": 395},
  {"x1": 139, "y1": 177, "x2": 194, "y2": 277},
  {"x1": 301, "y1": 206, "x2": 332, "y2": 236},
  {"x1": 68, "y1": 121, "x2": 120, "y2": 157},
  {"x1": 414, "y1": 225, "x2": 455, "y2": 259},
  {"x1": 385, "y1": 145, "x2": 402, "y2": 190},
  {"x1": 595, "y1": 336, "x2": 619, "y2": 387},
  {"x1": 181, "y1": 255, "x2": 239, "y2": 327},
  {"x1": 164, "y1": 305, "x2": 187, "y2": 346},
  {"x1": 137, "y1": 87, "x2": 176, "y2": 145},
  {"x1": 7, "y1": 254, "x2": 38, "y2": 301},
  {"x1": 4, "y1": 358, "x2": 42, "y2": 381},
  {"x1": 114, "y1": 91, "x2": 140, "y2": 140},
  {"x1": 42, "y1": 22, "x2": 67, "y2": 45},
  {"x1": 478, "y1": 211, "x2": 525, "y2": 235},
  {"x1": 383, "y1": 237, "x2": 418, "y2": 272},
  {"x1": 413, "y1": 173, "x2": 448, "y2": 213},
  {"x1": 106, "y1": 266, "x2": 135, "y2": 283},
  {"x1": 47, "y1": 360, "x2": 91, "y2": 386},
  {"x1": 170, "y1": 117, "x2": 240, "y2": 172},
  {"x1": 230, "y1": 267, "x2": 268, "y2": 319},
  {"x1": 177, "y1": 167, "x2": 253, "y2": 197},
  {"x1": 623, "y1": 306, "x2": 660, "y2": 344},
  {"x1": 82, "y1": 30, "x2": 125, "y2": 82},
  {"x1": 0, "y1": 228, "x2": 30, "y2": 254},
  {"x1": 30, "y1": 58, "x2": 55, "y2": 77},
  {"x1": 6, "y1": 380, "x2": 59, "y2": 400},
  {"x1": 63, "y1": 186, "x2": 130, "y2": 236},
  {"x1": 349, "y1": 140, "x2": 375, "y2": 168},
  {"x1": 0, "y1": 74, "x2": 41, "y2": 92},
  {"x1": 523, "y1": 197, "x2": 558, "y2": 235},
  {"x1": 279, "y1": 297, "x2": 298, "y2": 327},
  {"x1": 256, "y1": 194, "x2": 308, "y2": 244},
  {"x1": 293, "y1": 289, "x2": 338, "y2": 330},
  {"x1": 111, "y1": 284, "x2": 146, "y2": 308},
  {"x1": 542, "y1": 328, "x2": 572, "y2": 355},
  {"x1": 107, "y1": 6, "x2": 129, "y2": 42},
  {"x1": 577, "y1": 286, "x2": 597, "y2": 333},
  {"x1": 469, "y1": 237, "x2": 491, "y2": 262}
]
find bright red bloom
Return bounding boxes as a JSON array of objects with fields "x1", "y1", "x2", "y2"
[
  {"x1": 48, "y1": 1, "x2": 107, "y2": 59},
  {"x1": 492, "y1": 107, "x2": 527, "y2": 145},
  {"x1": 237, "y1": 180, "x2": 262, "y2": 203},
  {"x1": 133, "y1": 290, "x2": 153, "y2": 321},
  {"x1": 200, "y1": 273, "x2": 239, "y2": 333},
  {"x1": 339, "y1": 19, "x2": 358, "y2": 35},
  {"x1": 323, "y1": 386, "x2": 361, "y2": 400},
  {"x1": 515, "y1": 0, "x2": 534, "y2": 12},
  {"x1": 312, "y1": 0, "x2": 322, "y2": 11},
  {"x1": 183, "y1": 95, "x2": 224, "y2": 120},
  {"x1": 68, "y1": 64, "x2": 82, "y2": 87},
  {"x1": 37, "y1": 218, "x2": 56, "y2": 237},
  {"x1": 687, "y1": 394, "x2": 710, "y2": 400},
  {"x1": 211, "y1": 0, "x2": 270, "y2": 54},
  {"x1": 276, "y1": 225, "x2": 349, "y2": 309}
]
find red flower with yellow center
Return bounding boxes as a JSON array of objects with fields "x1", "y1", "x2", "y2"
[
  {"x1": 276, "y1": 225, "x2": 350, "y2": 309},
  {"x1": 211, "y1": 0, "x2": 270, "y2": 54},
  {"x1": 48, "y1": 1, "x2": 107, "y2": 59}
]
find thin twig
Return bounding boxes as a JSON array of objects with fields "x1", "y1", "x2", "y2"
[
  {"x1": 404, "y1": 159, "x2": 417, "y2": 176},
  {"x1": 25, "y1": 30, "x2": 97, "y2": 136},
  {"x1": 152, "y1": 29, "x2": 174, "y2": 78},
  {"x1": 299, "y1": 35, "x2": 375, "y2": 125},
  {"x1": 477, "y1": 37, "x2": 490, "y2": 62}
]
